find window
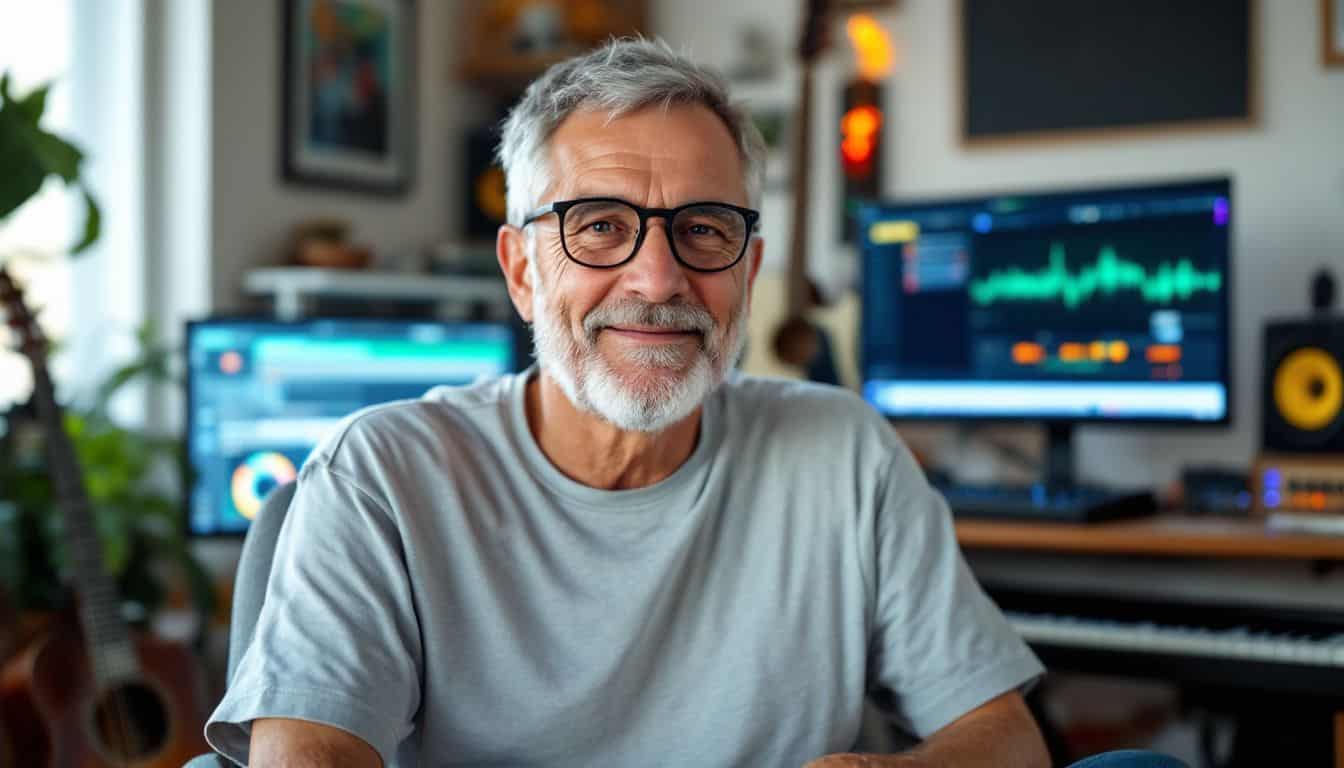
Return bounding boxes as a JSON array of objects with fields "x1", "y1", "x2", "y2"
[{"x1": 0, "y1": 0, "x2": 75, "y2": 411}]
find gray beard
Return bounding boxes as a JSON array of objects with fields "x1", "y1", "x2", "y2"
[{"x1": 528, "y1": 264, "x2": 747, "y2": 433}]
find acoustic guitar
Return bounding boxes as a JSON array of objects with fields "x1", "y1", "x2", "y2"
[
  {"x1": 758, "y1": 0, "x2": 879, "y2": 390},
  {"x1": 0, "y1": 265, "x2": 209, "y2": 767},
  {"x1": 770, "y1": 0, "x2": 834, "y2": 378}
]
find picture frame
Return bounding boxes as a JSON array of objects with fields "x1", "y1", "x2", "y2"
[
  {"x1": 1325, "y1": 0, "x2": 1344, "y2": 66},
  {"x1": 281, "y1": 0, "x2": 416, "y2": 195}
]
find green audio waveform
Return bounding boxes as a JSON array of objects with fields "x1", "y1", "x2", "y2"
[{"x1": 969, "y1": 243, "x2": 1222, "y2": 309}]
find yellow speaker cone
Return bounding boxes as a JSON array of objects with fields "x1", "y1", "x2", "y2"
[{"x1": 1273, "y1": 347, "x2": 1343, "y2": 431}]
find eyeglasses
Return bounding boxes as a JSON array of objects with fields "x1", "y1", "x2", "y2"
[{"x1": 522, "y1": 197, "x2": 760, "y2": 273}]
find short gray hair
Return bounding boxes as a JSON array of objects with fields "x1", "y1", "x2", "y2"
[{"x1": 497, "y1": 37, "x2": 767, "y2": 227}]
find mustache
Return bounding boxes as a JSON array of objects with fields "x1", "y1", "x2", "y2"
[{"x1": 582, "y1": 298, "x2": 716, "y2": 344}]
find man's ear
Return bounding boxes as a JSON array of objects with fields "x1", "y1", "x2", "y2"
[{"x1": 497, "y1": 224, "x2": 535, "y2": 323}]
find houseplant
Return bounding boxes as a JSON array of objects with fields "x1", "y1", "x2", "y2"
[{"x1": 0, "y1": 72, "x2": 213, "y2": 638}]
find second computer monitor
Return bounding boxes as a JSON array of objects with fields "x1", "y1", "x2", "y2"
[
  {"x1": 186, "y1": 317, "x2": 519, "y2": 536},
  {"x1": 858, "y1": 177, "x2": 1232, "y2": 424}
]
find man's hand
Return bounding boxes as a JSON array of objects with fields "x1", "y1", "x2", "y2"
[{"x1": 804, "y1": 691, "x2": 1048, "y2": 768}]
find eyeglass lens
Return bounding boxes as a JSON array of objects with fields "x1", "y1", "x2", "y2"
[{"x1": 561, "y1": 200, "x2": 748, "y2": 270}]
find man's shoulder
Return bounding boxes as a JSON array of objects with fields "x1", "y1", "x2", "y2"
[
  {"x1": 312, "y1": 374, "x2": 516, "y2": 471},
  {"x1": 719, "y1": 373, "x2": 895, "y2": 445}
]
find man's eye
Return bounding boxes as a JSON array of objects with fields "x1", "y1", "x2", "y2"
[
  {"x1": 687, "y1": 223, "x2": 723, "y2": 238},
  {"x1": 586, "y1": 221, "x2": 617, "y2": 234}
]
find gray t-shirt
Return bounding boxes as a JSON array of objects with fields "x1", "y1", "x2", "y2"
[{"x1": 206, "y1": 370, "x2": 1042, "y2": 767}]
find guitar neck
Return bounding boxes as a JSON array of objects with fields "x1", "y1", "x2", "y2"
[
  {"x1": 785, "y1": 62, "x2": 815, "y2": 317},
  {"x1": 3, "y1": 266, "x2": 138, "y2": 685}
]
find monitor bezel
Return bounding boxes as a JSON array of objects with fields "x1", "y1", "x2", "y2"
[
  {"x1": 183, "y1": 314, "x2": 522, "y2": 539},
  {"x1": 857, "y1": 175, "x2": 1235, "y2": 429}
]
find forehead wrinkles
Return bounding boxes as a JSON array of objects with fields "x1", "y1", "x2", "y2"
[{"x1": 545, "y1": 107, "x2": 748, "y2": 205}]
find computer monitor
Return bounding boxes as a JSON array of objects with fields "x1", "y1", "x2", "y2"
[
  {"x1": 185, "y1": 317, "x2": 519, "y2": 536},
  {"x1": 858, "y1": 177, "x2": 1232, "y2": 487}
]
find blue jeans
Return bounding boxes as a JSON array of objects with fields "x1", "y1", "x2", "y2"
[{"x1": 1066, "y1": 750, "x2": 1191, "y2": 768}]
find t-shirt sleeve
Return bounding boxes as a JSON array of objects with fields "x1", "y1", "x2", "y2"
[
  {"x1": 204, "y1": 459, "x2": 422, "y2": 766},
  {"x1": 866, "y1": 445, "x2": 1044, "y2": 738}
]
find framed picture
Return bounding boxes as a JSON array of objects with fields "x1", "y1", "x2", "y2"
[
  {"x1": 282, "y1": 0, "x2": 416, "y2": 194},
  {"x1": 1325, "y1": 0, "x2": 1344, "y2": 66}
]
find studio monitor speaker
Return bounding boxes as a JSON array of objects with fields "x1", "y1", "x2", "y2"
[{"x1": 1261, "y1": 317, "x2": 1344, "y2": 453}]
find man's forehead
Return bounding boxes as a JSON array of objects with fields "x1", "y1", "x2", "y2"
[{"x1": 544, "y1": 105, "x2": 748, "y2": 204}]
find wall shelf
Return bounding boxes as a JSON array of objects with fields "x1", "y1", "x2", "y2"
[{"x1": 244, "y1": 267, "x2": 510, "y2": 320}]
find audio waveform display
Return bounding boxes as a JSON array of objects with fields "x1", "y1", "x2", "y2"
[{"x1": 969, "y1": 243, "x2": 1223, "y2": 309}]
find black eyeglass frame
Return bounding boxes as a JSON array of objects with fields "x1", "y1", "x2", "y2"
[{"x1": 521, "y1": 197, "x2": 761, "y2": 273}]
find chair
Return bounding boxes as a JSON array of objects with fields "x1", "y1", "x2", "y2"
[
  {"x1": 187, "y1": 482, "x2": 1188, "y2": 768},
  {"x1": 186, "y1": 482, "x2": 297, "y2": 767}
]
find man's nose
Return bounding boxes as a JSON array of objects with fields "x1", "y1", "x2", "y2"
[{"x1": 621, "y1": 221, "x2": 691, "y2": 304}]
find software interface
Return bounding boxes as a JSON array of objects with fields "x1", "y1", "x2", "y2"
[
  {"x1": 187, "y1": 319, "x2": 516, "y2": 535},
  {"x1": 859, "y1": 179, "x2": 1230, "y2": 421}
]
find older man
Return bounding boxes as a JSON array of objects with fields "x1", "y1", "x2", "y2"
[{"x1": 204, "y1": 39, "x2": 1048, "y2": 767}]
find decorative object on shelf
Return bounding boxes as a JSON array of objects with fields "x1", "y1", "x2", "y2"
[
  {"x1": 463, "y1": 120, "x2": 509, "y2": 241},
  {"x1": 424, "y1": 241, "x2": 501, "y2": 278},
  {"x1": 1326, "y1": 0, "x2": 1344, "y2": 66},
  {"x1": 727, "y1": 24, "x2": 779, "y2": 82},
  {"x1": 281, "y1": 0, "x2": 416, "y2": 194},
  {"x1": 512, "y1": 1, "x2": 566, "y2": 53},
  {"x1": 458, "y1": 0, "x2": 646, "y2": 86},
  {"x1": 287, "y1": 216, "x2": 371, "y2": 269}
]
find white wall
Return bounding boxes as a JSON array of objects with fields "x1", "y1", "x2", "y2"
[
  {"x1": 209, "y1": 0, "x2": 467, "y2": 310},
  {"x1": 657, "y1": 0, "x2": 1344, "y2": 488}
]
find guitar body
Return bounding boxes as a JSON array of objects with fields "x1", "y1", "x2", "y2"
[
  {"x1": 745, "y1": 271, "x2": 861, "y2": 386},
  {"x1": 0, "y1": 611, "x2": 209, "y2": 767}
]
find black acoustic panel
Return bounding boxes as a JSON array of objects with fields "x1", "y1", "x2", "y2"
[{"x1": 962, "y1": 0, "x2": 1253, "y2": 140}]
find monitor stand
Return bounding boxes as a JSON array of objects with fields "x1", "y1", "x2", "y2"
[
  {"x1": 935, "y1": 422, "x2": 1159, "y2": 523},
  {"x1": 1044, "y1": 422, "x2": 1077, "y2": 491}
]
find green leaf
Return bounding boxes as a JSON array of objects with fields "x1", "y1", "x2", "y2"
[
  {"x1": 0, "y1": 121, "x2": 48, "y2": 220},
  {"x1": 71, "y1": 186, "x2": 100, "y2": 255},
  {"x1": 94, "y1": 360, "x2": 144, "y2": 414},
  {"x1": 30, "y1": 129, "x2": 83, "y2": 183},
  {"x1": 14, "y1": 82, "x2": 49, "y2": 124}
]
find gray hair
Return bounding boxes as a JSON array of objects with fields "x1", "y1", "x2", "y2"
[{"x1": 496, "y1": 37, "x2": 767, "y2": 228}]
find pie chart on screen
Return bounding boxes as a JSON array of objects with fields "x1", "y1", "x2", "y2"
[{"x1": 231, "y1": 451, "x2": 299, "y2": 520}]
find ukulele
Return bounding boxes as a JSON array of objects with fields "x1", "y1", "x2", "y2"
[
  {"x1": 769, "y1": 0, "x2": 844, "y2": 381},
  {"x1": 0, "y1": 265, "x2": 209, "y2": 767}
]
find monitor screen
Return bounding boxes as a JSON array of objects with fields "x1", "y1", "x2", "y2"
[
  {"x1": 858, "y1": 177, "x2": 1231, "y2": 423},
  {"x1": 186, "y1": 318, "x2": 518, "y2": 536}
]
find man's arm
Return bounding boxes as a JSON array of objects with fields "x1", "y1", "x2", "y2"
[
  {"x1": 250, "y1": 718, "x2": 383, "y2": 768},
  {"x1": 806, "y1": 691, "x2": 1050, "y2": 768}
]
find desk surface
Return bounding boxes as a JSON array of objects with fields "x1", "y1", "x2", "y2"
[{"x1": 955, "y1": 514, "x2": 1344, "y2": 560}]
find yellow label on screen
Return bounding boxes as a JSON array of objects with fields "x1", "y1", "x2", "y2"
[{"x1": 869, "y1": 219, "x2": 920, "y2": 245}]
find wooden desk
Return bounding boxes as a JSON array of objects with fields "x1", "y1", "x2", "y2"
[
  {"x1": 956, "y1": 513, "x2": 1344, "y2": 766},
  {"x1": 956, "y1": 514, "x2": 1344, "y2": 561}
]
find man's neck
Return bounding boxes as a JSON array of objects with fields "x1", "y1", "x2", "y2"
[{"x1": 524, "y1": 369, "x2": 702, "y2": 490}]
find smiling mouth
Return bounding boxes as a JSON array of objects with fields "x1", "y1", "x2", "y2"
[{"x1": 604, "y1": 326, "x2": 699, "y2": 342}]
